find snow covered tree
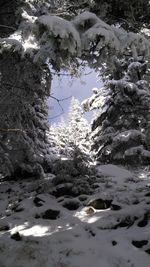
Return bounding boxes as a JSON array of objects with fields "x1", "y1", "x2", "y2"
[
  {"x1": 68, "y1": 97, "x2": 89, "y2": 150},
  {"x1": 84, "y1": 56, "x2": 150, "y2": 165},
  {"x1": 46, "y1": 124, "x2": 59, "y2": 157},
  {"x1": 53, "y1": 117, "x2": 69, "y2": 156},
  {"x1": 50, "y1": 98, "x2": 92, "y2": 178},
  {"x1": 50, "y1": 99, "x2": 89, "y2": 158},
  {"x1": 66, "y1": 97, "x2": 91, "y2": 170},
  {"x1": 0, "y1": 50, "x2": 52, "y2": 178}
]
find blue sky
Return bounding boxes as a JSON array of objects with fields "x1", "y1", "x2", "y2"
[{"x1": 48, "y1": 68, "x2": 101, "y2": 124}]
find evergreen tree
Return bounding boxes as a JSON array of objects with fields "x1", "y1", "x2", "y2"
[
  {"x1": 54, "y1": 117, "x2": 69, "y2": 156},
  {"x1": 68, "y1": 97, "x2": 89, "y2": 151},
  {"x1": 51, "y1": 98, "x2": 89, "y2": 158},
  {"x1": 46, "y1": 124, "x2": 59, "y2": 157},
  {"x1": 85, "y1": 56, "x2": 150, "y2": 165}
]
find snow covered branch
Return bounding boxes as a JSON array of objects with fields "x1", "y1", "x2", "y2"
[{"x1": 1, "y1": 11, "x2": 149, "y2": 68}]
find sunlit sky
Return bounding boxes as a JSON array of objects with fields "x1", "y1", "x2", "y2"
[{"x1": 48, "y1": 68, "x2": 102, "y2": 125}]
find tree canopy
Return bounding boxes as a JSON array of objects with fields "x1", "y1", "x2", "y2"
[
  {"x1": 0, "y1": 0, "x2": 150, "y2": 178},
  {"x1": 1, "y1": 1, "x2": 150, "y2": 71}
]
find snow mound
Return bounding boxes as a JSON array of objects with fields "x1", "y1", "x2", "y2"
[{"x1": 96, "y1": 164, "x2": 132, "y2": 179}]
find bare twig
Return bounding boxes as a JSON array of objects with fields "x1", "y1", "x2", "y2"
[
  {"x1": 51, "y1": 71, "x2": 92, "y2": 76},
  {"x1": 0, "y1": 128, "x2": 25, "y2": 133},
  {"x1": 0, "y1": 24, "x2": 16, "y2": 31},
  {"x1": 64, "y1": 0, "x2": 89, "y2": 11},
  {"x1": 49, "y1": 94, "x2": 72, "y2": 120},
  {"x1": 48, "y1": 111, "x2": 64, "y2": 120},
  {"x1": 50, "y1": 95, "x2": 72, "y2": 102}
]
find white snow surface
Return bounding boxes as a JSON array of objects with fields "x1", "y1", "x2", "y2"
[
  {"x1": 96, "y1": 164, "x2": 132, "y2": 180},
  {"x1": 0, "y1": 165, "x2": 150, "y2": 267}
]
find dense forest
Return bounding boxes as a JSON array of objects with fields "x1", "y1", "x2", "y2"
[{"x1": 0, "y1": 1, "x2": 150, "y2": 267}]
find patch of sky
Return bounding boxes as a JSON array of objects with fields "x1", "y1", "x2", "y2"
[{"x1": 48, "y1": 67, "x2": 102, "y2": 124}]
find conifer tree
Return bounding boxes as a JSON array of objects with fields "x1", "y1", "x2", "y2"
[
  {"x1": 51, "y1": 98, "x2": 89, "y2": 158},
  {"x1": 68, "y1": 97, "x2": 89, "y2": 150},
  {"x1": 54, "y1": 117, "x2": 69, "y2": 156},
  {"x1": 84, "y1": 56, "x2": 150, "y2": 165}
]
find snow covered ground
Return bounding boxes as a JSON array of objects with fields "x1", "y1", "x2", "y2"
[{"x1": 0, "y1": 164, "x2": 150, "y2": 267}]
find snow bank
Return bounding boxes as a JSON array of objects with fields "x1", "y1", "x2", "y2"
[
  {"x1": 96, "y1": 164, "x2": 132, "y2": 179},
  {"x1": 0, "y1": 166, "x2": 150, "y2": 267}
]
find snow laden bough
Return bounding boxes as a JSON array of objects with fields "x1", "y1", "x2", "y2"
[
  {"x1": 0, "y1": 11, "x2": 150, "y2": 178},
  {"x1": 1, "y1": 11, "x2": 149, "y2": 66}
]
